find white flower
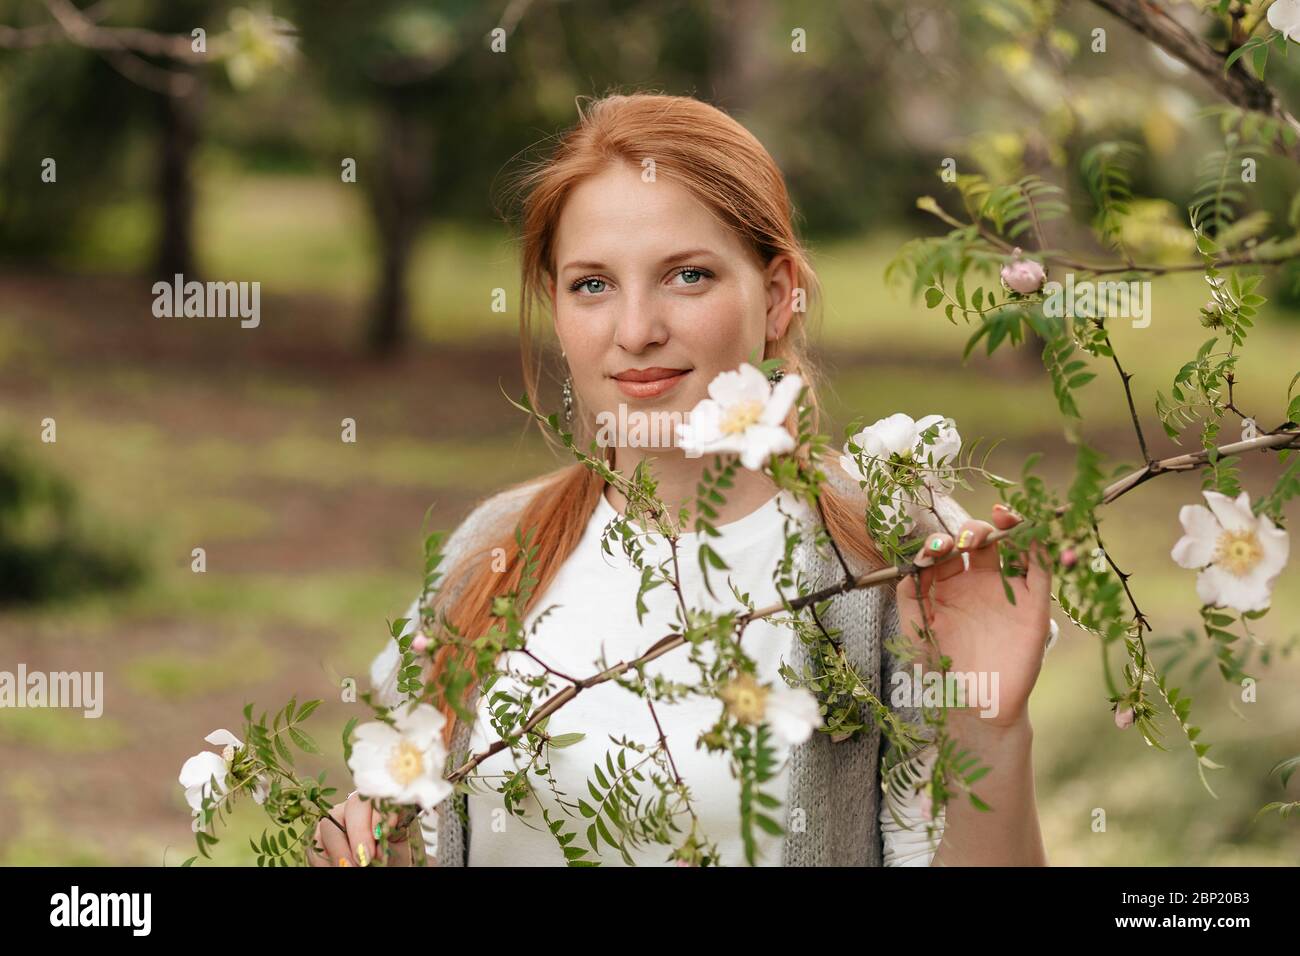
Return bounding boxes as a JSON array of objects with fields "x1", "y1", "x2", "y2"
[
  {"x1": 674, "y1": 363, "x2": 803, "y2": 470},
  {"x1": 718, "y1": 673, "x2": 823, "y2": 748},
  {"x1": 179, "y1": 729, "x2": 270, "y2": 832},
  {"x1": 839, "y1": 412, "x2": 962, "y2": 528},
  {"x1": 348, "y1": 704, "x2": 453, "y2": 812},
  {"x1": 1171, "y1": 490, "x2": 1289, "y2": 613},
  {"x1": 764, "y1": 684, "x2": 823, "y2": 747},
  {"x1": 1268, "y1": 0, "x2": 1300, "y2": 42}
]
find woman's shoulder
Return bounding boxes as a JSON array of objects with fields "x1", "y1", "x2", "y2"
[
  {"x1": 369, "y1": 474, "x2": 557, "y2": 704},
  {"x1": 439, "y1": 474, "x2": 556, "y2": 560}
]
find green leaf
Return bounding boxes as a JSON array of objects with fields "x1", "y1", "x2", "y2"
[
  {"x1": 289, "y1": 727, "x2": 321, "y2": 755},
  {"x1": 274, "y1": 733, "x2": 294, "y2": 767},
  {"x1": 595, "y1": 813, "x2": 620, "y2": 852},
  {"x1": 341, "y1": 716, "x2": 358, "y2": 761},
  {"x1": 295, "y1": 699, "x2": 322, "y2": 723}
]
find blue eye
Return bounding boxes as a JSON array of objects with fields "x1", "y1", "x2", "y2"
[
  {"x1": 673, "y1": 266, "x2": 713, "y2": 286},
  {"x1": 571, "y1": 277, "x2": 607, "y2": 295}
]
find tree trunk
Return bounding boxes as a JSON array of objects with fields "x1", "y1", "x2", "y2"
[
  {"x1": 366, "y1": 99, "x2": 432, "y2": 357},
  {"x1": 709, "y1": 0, "x2": 773, "y2": 112},
  {"x1": 154, "y1": 77, "x2": 201, "y2": 281}
]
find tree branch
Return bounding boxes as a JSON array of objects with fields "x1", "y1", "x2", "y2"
[
  {"x1": 1089, "y1": 0, "x2": 1300, "y2": 160},
  {"x1": 408, "y1": 426, "x2": 1300, "y2": 813}
]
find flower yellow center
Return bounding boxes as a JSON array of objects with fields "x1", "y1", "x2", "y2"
[
  {"x1": 1214, "y1": 528, "x2": 1264, "y2": 577},
  {"x1": 720, "y1": 400, "x2": 764, "y2": 435},
  {"x1": 388, "y1": 740, "x2": 425, "y2": 787},
  {"x1": 719, "y1": 674, "x2": 769, "y2": 724}
]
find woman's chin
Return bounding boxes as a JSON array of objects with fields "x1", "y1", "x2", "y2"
[{"x1": 592, "y1": 402, "x2": 696, "y2": 453}]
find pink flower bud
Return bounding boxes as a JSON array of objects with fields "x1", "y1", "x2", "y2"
[
  {"x1": 1000, "y1": 248, "x2": 1046, "y2": 295},
  {"x1": 675, "y1": 858, "x2": 695, "y2": 867},
  {"x1": 411, "y1": 632, "x2": 430, "y2": 653},
  {"x1": 1114, "y1": 706, "x2": 1135, "y2": 730},
  {"x1": 1060, "y1": 547, "x2": 1078, "y2": 569}
]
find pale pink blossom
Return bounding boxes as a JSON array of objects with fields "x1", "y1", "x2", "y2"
[{"x1": 1000, "y1": 248, "x2": 1047, "y2": 294}]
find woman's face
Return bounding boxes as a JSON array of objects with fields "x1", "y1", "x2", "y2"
[{"x1": 548, "y1": 161, "x2": 795, "y2": 447}]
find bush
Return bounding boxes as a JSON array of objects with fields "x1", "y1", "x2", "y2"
[{"x1": 0, "y1": 439, "x2": 144, "y2": 605}]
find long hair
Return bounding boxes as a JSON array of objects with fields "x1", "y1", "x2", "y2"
[{"x1": 427, "y1": 92, "x2": 885, "y2": 748}]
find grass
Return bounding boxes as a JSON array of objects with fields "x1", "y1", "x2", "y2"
[
  {"x1": 0, "y1": 708, "x2": 128, "y2": 754},
  {"x1": 124, "y1": 634, "x2": 280, "y2": 700}
]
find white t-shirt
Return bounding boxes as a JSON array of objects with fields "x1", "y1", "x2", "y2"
[{"x1": 373, "y1": 488, "x2": 943, "y2": 866}]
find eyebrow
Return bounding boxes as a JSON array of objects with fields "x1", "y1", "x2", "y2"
[{"x1": 560, "y1": 248, "x2": 717, "y2": 273}]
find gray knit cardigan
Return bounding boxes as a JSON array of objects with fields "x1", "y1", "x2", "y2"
[{"x1": 374, "y1": 474, "x2": 975, "y2": 867}]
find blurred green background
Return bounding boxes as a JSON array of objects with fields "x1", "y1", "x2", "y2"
[{"x1": 0, "y1": 0, "x2": 1297, "y2": 866}]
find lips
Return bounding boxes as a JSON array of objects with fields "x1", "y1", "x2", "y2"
[{"x1": 611, "y1": 367, "x2": 691, "y2": 399}]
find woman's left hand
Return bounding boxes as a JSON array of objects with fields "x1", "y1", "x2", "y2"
[{"x1": 894, "y1": 503, "x2": 1052, "y2": 730}]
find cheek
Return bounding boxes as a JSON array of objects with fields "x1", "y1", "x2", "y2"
[
  {"x1": 554, "y1": 307, "x2": 611, "y2": 395},
  {"x1": 555, "y1": 304, "x2": 602, "y2": 358},
  {"x1": 682, "y1": 283, "x2": 766, "y2": 368}
]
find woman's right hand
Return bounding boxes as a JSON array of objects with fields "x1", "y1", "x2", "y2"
[{"x1": 307, "y1": 792, "x2": 424, "y2": 867}]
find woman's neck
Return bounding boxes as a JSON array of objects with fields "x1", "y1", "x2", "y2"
[{"x1": 603, "y1": 446, "x2": 779, "y2": 526}]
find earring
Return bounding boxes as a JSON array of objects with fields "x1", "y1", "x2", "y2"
[{"x1": 561, "y1": 375, "x2": 574, "y2": 428}]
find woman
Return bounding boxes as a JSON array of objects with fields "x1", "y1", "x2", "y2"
[{"x1": 310, "y1": 92, "x2": 1054, "y2": 867}]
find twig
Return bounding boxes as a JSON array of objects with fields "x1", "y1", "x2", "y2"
[
  {"x1": 40, "y1": 0, "x2": 212, "y2": 61},
  {"x1": 1092, "y1": 519, "x2": 1151, "y2": 632},
  {"x1": 815, "y1": 494, "x2": 856, "y2": 585},
  {"x1": 923, "y1": 199, "x2": 1298, "y2": 277},
  {"x1": 517, "y1": 648, "x2": 583, "y2": 687},
  {"x1": 645, "y1": 697, "x2": 683, "y2": 786},
  {"x1": 1103, "y1": 326, "x2": 1152, "y2": 465},
  {"x1": 1224, "y1": 372, "x2": 1254, "y2": 424}
]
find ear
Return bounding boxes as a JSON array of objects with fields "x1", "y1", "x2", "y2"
[{"x1": 763, "y1": 253, "x2": 797, "y2": 342}]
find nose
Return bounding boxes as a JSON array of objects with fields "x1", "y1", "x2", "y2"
[{"x1": 612, "y1": 286, "x2": 669, "y2": 354}]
